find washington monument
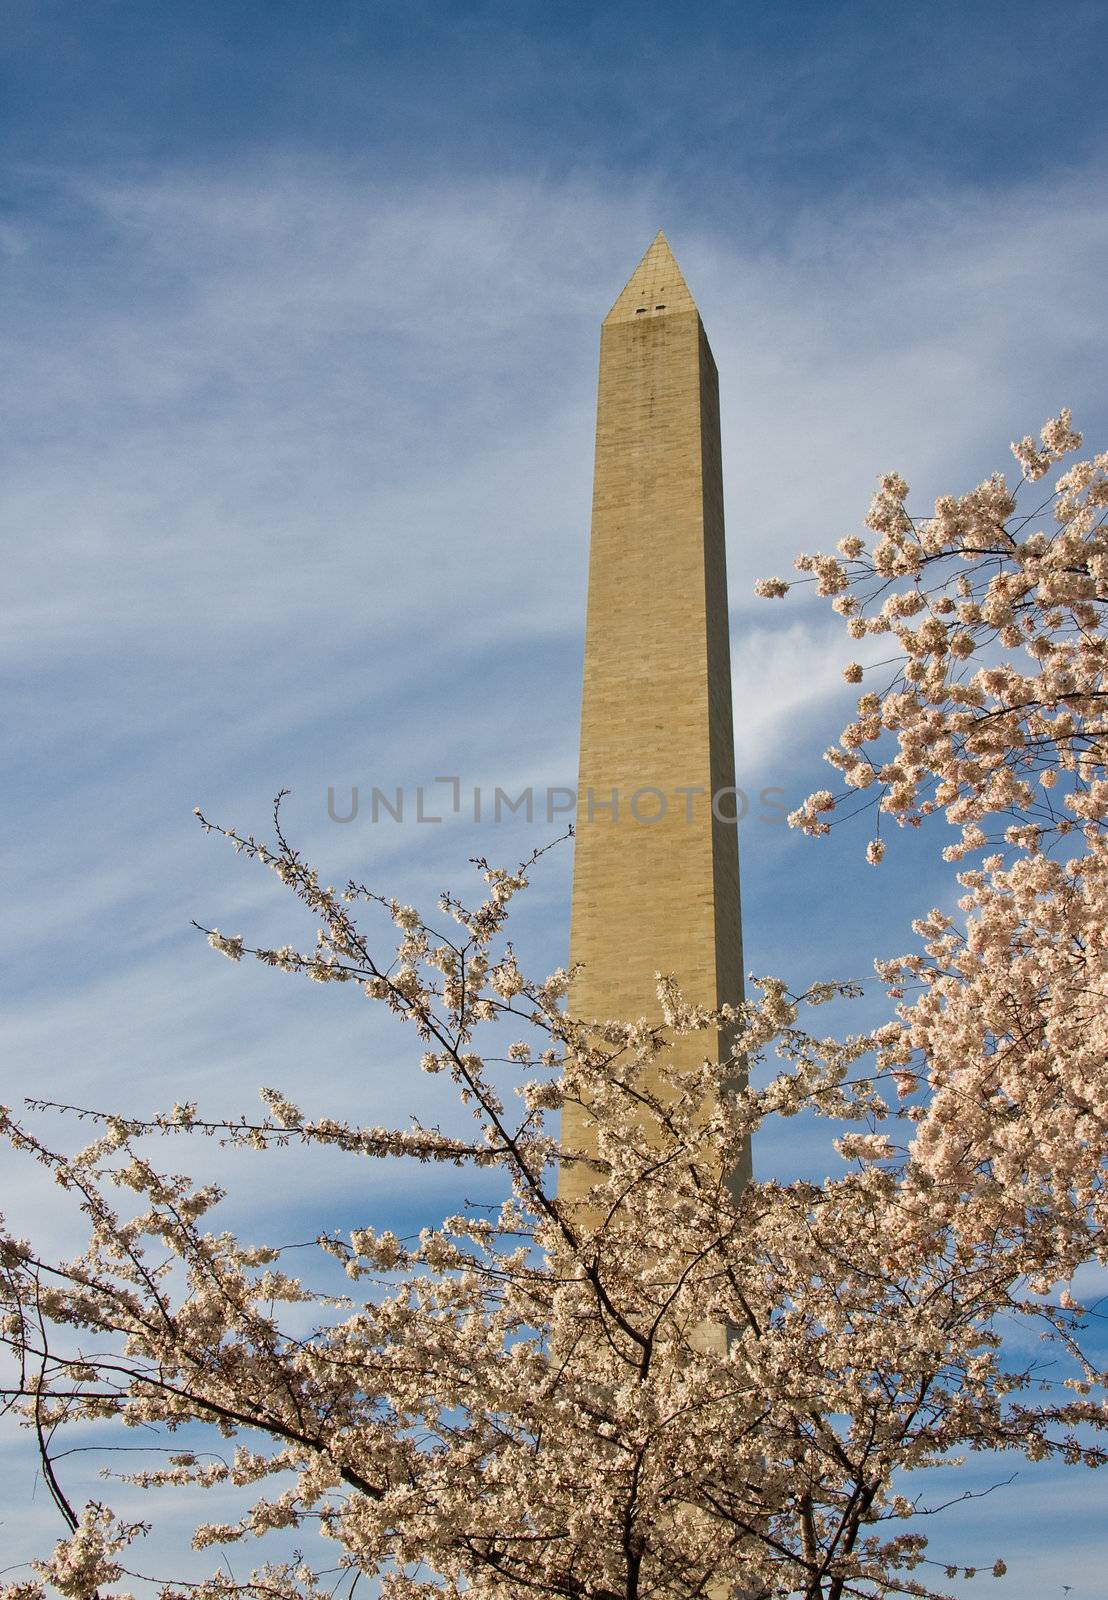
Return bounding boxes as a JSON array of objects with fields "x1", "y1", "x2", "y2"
[{"x1": 559, "y1": 233, "x2": 747, "y2": 1205}]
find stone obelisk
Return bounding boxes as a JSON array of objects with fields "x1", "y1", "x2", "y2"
[{"x1": 559, "y1": 233, "x2": 746, "y2": 1206}]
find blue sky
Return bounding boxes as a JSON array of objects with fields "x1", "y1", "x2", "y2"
[
  {"x1": 3, "y1": 2, "x2": 1108, "y2": 1592},
  {"x1": 7, "y1": 0, "x2": 1108, "y2": 205}
]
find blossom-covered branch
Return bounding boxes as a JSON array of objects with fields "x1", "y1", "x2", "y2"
[{"x1": 2, "y1": 419, "x2": 1106, "y2": 1600}]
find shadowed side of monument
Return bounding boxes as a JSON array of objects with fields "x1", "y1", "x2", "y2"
[{"x1": 560, "y1": 233, "x2": 747, "y2": 1208}]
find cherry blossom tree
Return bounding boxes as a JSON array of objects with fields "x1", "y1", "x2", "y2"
[{"x1": 2, "y1": 414, "x2": 1107, "y2": 1600}]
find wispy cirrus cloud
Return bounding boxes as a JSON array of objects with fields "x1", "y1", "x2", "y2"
[
  {"x1": 5, "y1": 152, "x2": 1108, "y2": 1593},
  {"x1": 7, "y1": 152, "x2": 1108, "y2": 1135}
]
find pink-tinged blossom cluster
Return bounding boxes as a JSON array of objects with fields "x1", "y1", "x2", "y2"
[
  {"x1": 777, "y1": 411, "x2": 1107, "y2": 862},
  {"x1": 2, "y1": 423, "x2": 1107, "y2": 1600},
  {"x1": 760, "y1": 415, "x2": 1108, "y2": 1253}
]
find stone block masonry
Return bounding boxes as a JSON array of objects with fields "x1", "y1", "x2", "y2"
[{"x1": 560, "y1": 234, "x2": 748, "y2": 1208}]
